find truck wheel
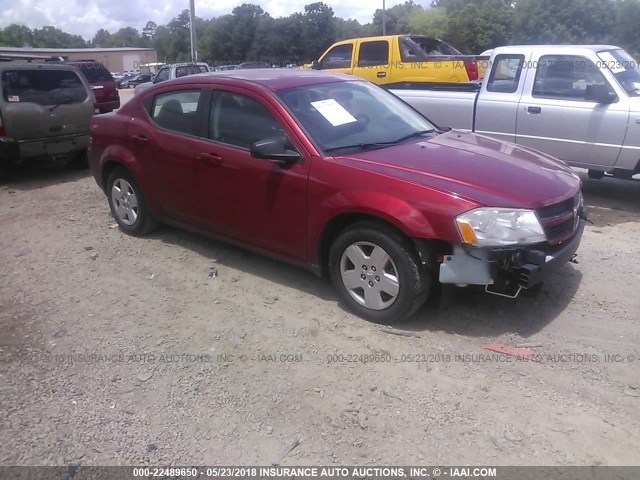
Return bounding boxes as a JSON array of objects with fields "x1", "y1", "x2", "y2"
[
  {"x1": 106, "y1": 167, "x2": 158, "y2": 236},
  {"x1": 587, "y1": 169, "x2": 604, "y2": 180},
  {"x1": 329, "y1": 222, "x2": 429, "y2": 324}
]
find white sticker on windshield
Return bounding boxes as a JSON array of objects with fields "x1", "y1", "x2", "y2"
[
  {"x1": 310, "y1": 99, "x2": 357, "y2": 127},
  {"x1": 8, "y1": 95, "x2": 19, "y2": 102}
]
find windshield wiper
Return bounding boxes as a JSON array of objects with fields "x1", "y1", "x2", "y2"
[{"x1": 324, "y1": 129, "x2": 436, "y2": 153}]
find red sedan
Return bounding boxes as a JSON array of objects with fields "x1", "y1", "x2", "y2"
[{"x1": 89, "y1": 69, "x2": 585, "y2": 323}]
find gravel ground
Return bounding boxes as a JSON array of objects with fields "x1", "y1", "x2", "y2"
[{"x1": 1, "y1": 103, "x2": 639, "y2": 466}]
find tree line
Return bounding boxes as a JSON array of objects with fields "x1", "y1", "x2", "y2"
[{"x1": 1, "y1": 0, "x2": 639, "y2": 64}]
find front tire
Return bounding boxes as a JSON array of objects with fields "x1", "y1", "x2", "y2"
[
  {"x1": 329, "y1": 222, "x2": 430, "y2": 324},
  {"x1": 106, "y1": 167, "x2": 158, "y2": 236}
]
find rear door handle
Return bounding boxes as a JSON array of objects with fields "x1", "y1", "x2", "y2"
[
  {"x1": 527, "y1": 106, "x2": 542, "y2": 114},
  {"x1": 200, "y1": 153, "x2": 223, "y2": 166}
]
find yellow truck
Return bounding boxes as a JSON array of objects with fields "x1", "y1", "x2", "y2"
[{"x1": 309, "y1": 35, "x2": 483, "y2": 85}]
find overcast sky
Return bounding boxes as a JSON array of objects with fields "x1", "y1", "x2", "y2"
[{"x1": 0, "y1": 0, "x2": 430, "y2": 41}]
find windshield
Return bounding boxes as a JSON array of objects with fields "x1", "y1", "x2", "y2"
[
  {"x1": 276, "y1": 81, "x2": 437, "y2": 153},
  {"x1": 597, "y1": 49, "x2": 640, "y2": 97},
  {"x1": 74, "y1": 63, "x2": 113, "y2": 83},
  {"x1": 1, "y1": 69, "x2": 88, "y2": 105}
]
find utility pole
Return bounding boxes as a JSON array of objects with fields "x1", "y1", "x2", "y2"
[
  {"x1": 189, "y1": 0, "x2": 197, "y2": 62},
  {"x1": 382, "y1": 0, "x2": 386, "y2": 36}
]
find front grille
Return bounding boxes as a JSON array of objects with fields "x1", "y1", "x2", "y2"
[{"x1": 537, "y1": 193, "x2": 581, "y2": 244}]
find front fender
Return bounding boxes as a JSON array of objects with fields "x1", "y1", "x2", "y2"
[{"x1": 307, "y1": 190, "x2": 440, "y2": 265}]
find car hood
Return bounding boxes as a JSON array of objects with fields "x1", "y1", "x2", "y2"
[{"x1": 335, "y1": 130, "x2": 581, "y2": 208}]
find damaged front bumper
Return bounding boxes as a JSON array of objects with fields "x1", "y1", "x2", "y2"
[{"x1": 439, "y1": 217, "x2": 586, "y2": 298}]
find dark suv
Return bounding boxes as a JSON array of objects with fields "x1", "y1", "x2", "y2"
[
  {"x1": 0, "y1": 63, "x2": 94, "y2": 166},
  {"x1": 67, "y1": 60, "x2": 120, "y2": 113}
]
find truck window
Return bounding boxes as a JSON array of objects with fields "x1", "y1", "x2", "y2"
[
  {"x1": 486, "y1": 54, "x2": 524, "y2": 93},
  {"x1": 155, "y1": 68, "x2": 170, "y2": 83},
  {"x1": 358, "y1": 41, "x2": 389, "y2": 67},
  {"x1": 597, "y1": 49, "x2": 640, "y2": 97},
  {"x1": 533, "y1": 55, "x2": 614, "y2": 101},
  {"x1": 321, "y1": 44, "x2": 353, "y2": 69}
]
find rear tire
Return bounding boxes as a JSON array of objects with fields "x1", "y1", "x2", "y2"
[
  {"x1": 106, "y1": 167, "x2": 159, "y2": 236},
  {"x1": 329, "y1": 222, "x2": 430, "y2": 324}
]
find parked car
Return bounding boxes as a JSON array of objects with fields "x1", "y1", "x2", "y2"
[
  {"x1": 122, "y1": 73, "x2": 151, "y2": 89},
  {"x1": 392, "y1": 45, "x2": 640, "y2": 180},
  {"x1": 88, "y1": 70, "x2": 586, "y2": 323},
  {"x1": 0, "y1": 62, "x2": 94, "y2": 166},
  {"x1": 134, "y1": 62, "x2": 210, "y2": 95},
  {"x1": 308, "y1": 35, "x2": 483, "y2": 85},
  {"x1": 238, "y1": 61, "x2": 272, "y2": 69},
  {"x1": 117, "y1": 73, "x2": 139, "y2": 88},
  {"x1": 67, "y1": 60, "x2": 120, "y2": 113}
]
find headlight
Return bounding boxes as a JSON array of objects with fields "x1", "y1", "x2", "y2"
[{"x1": 455, "y1": 208, "x2": 546, "y2": 247}]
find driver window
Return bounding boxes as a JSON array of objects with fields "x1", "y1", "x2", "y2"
[
  {"x1": 320, "y1": 44, "x2": 353, "y2": 69},
  {"x1": 209, "y1": 91, "x2": 285, "y2": 149},
  {"x1": 154, "y1": 68, "x2": 169, "y2": 83},
  {"x1": 533, "y1": 55, "x2": 614, "y2": 100}
]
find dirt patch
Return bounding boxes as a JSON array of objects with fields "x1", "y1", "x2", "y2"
[{"x1": 0, "y1": 166, "x2": 639, "y2": 466}]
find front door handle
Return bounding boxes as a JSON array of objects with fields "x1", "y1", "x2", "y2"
[
  {"x1": 376, "y1": 72, "x2": 387, "y2": 78},
  {"x1": 527, "y1": 106, "x2": 542, "y2": 114},
  {"x1": 131, "y1": 135, "x2": 149, "y2": 146},
  {"x1": 200, "y1": 153, "x2": 223, "y2": 166}
]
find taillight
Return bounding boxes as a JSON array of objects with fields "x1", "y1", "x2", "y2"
[
  {"x1": 0, "y1": 112, "x2": 5, "y2": 136},
  {"x1": 464, "y1": 59, "x2": 479, "y2": 81}
]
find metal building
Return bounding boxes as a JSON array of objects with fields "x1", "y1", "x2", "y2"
[{"x1": 0, "y1": 47, "x2": 157, "y2": 73}]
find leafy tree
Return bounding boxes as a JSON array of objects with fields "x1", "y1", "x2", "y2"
[
  {"x1": 612, "y1": 0, "x2": 640, "y2": 56},
  {"x1": 371, "y1": 0, "x2": 423, "y2": 35},
  {"x1": 92, "y1": 28, "x2": 112, "y2": 48},
  {"x1": 407, "y1": 6, "x2": 449, "y2": 38},
  {"x1": 0, "y1": 24, "x2": 34, "y2": 47},
  {"x1": 302, "y1": 2, "x2": 337, "y2": 60},
  {"x1": 512, "y1": 0, "x2": 615, "y2": 44}
]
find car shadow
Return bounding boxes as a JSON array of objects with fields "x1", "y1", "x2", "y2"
[
  {"x1": 405, "y1": 265, "x2": 583, "y2": 338},
  {"x1": 148, "y1": 225, "x2": 336, "y2": 302},
  {"x1": 578, "y1": 171, "x2": 640, "y2": 228},
  {"x1": 0, "y1": 163, "x2": 90, "y2": 190},
  {"x1": 150, "y1": 223, "x2": 582, "y2": 338}
]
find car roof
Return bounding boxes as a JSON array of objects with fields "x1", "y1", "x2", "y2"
[
  {"x1": 169, "y1": 68, "x2": 356, "y2": 92},
  {"x1": 495, "y1": 45, "x2": 622, "y2": 54},
  {"x1": 0, "y1": 62, "x2": 85, "y2": 73}
]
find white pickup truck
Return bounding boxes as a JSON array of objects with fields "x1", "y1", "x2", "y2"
[{"x1": 392, "y1": 45, "x2": 640, "y2": 180}]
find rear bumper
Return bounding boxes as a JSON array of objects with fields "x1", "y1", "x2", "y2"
[
  {"x1": 439, "y1": 217, "x2": 586, "y2": 296},
  {"x1": 96, "y1": 100, "x2": 120, "y2": 113},
  {"x1": 0, "y1": 133, "x2": 90, "y2": 162}
]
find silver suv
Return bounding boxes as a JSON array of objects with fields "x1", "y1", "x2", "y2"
[
  {"x1": 0, "y1": 62, "x2": 94, "y2": 166},
  {"x1": 134, "y1": 62, "x2": 210, "y2": 96}
]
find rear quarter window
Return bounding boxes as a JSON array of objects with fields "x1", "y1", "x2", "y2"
[
  {"x1": 74, "y1": 63, "x2": 113, "y2": 82},
  {"x1": 1, "y1": 69, "x2": 88, "y2": 105}
]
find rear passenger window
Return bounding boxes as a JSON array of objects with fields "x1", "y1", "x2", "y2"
[
  {"x1": 533, "y1": 55, "x2": 613, "y2": 100},
  {"x1": 209, "y1": 91, "x2": 282, "y2": 149},
  {"x1": 151, "y1": 90, "x2": 202, "y2": 136},
  {"x1": 358, "y1": 41, "x2": 389, "y2": 67},
  {"x1": 486, "y1": 54, "x2": 524, "y2": 93},
  {"x1": 1, "y1": 69, "x2": 87, "y2": 105}
]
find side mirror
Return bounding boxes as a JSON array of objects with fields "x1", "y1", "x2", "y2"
[
  {"x1": 311, "y1": 60, "x2": 321, "y2": 70},
  {"x1": 584, "y1": 84, "x2": 617, "y2": 104},
  {"x1": 250, "y1": 137, "x2": 301, "y2": 164}
]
